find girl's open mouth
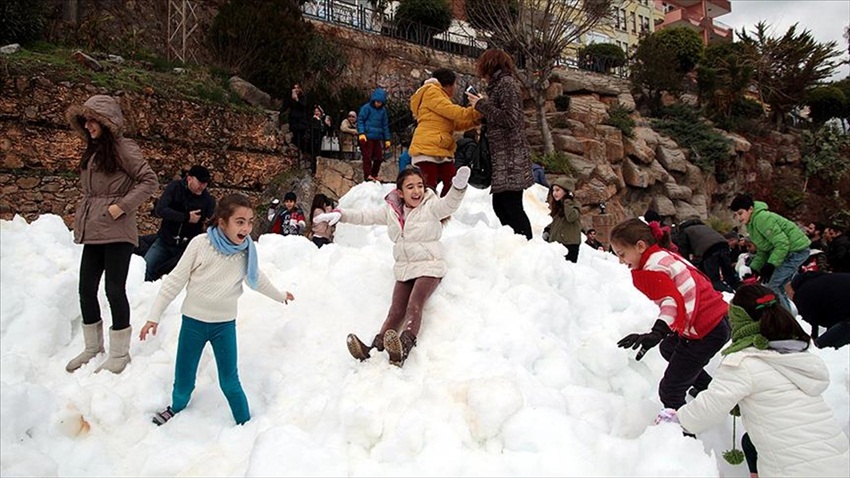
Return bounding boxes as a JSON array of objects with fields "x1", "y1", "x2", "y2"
[{"x1": 237, "y1": 233, "x2": 247, "y2": 240}]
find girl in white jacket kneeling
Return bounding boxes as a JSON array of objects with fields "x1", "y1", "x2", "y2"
[
  {"x1": 341, "y1": 166, "x2": 471, "y2": 367},
  {"x1": 664, "y1": 284, "x2": 849, "y2": 477}
]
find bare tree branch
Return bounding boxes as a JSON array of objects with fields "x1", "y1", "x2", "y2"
[{"x1": 464, "y1": 0, "x2": 617, "y2": 153}]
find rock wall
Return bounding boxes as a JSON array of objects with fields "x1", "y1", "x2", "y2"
[{"x1": 0, "y1": 75, "x2": 295, "y2": 233}]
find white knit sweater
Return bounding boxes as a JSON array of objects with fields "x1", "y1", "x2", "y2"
[{"x1": 148, "y1": 234, "x2": 288, "y2": 324}]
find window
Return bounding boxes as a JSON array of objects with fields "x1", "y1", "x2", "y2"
[{"x1": 631, "y1": 12, "x2": 636, "y2": 33}]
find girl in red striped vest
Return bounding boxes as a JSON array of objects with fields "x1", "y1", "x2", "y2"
[{"x1": 611, "y1": 218, "x2": 731, "y2": 410}]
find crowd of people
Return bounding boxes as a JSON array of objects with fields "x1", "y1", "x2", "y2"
[{"x1": 63, "y1": 47, "x2": 848, "y2": 476}]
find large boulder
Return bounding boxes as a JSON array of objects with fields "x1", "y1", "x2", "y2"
[
  {"x1": 663, "y1": 180, "x2": 693, "y2": 201},
  {"x1": 553, "y1": 134, "x2": 585, "y2": 155},
  {"x1": 652, "y1": 195, "x2": 677, "y2": 217},
  {"x1": 568, "y1": 154, "x2": 597, "y2": 180},
  {"x1": 229, "y1": 76, "x2": 272, "y2": 109},
  {"x1": 656, "y1": 139, "x2": 689, "y2": 173},
  {"x1": 622, "y1": 157, "x2": 651, "y2": 188},
  {"x1": 578, "y1": 138, "x2": 607, "y2": 163},
  {"x1": 624, "y1": 136, "x2": 656, "y2": 164},
  {"x1": 674, "y1": 200, "x2": 701, "y2": 221}
]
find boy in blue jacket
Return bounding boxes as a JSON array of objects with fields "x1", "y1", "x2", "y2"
[{"x1": 357, "y1": 88, "x2": 391, "y2": 182}]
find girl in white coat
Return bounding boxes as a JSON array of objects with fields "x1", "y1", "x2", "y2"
[
  {"x1": 341, "y1": 166, "x2": 471, "y2": 366},
  {"x1": 661, "y1": 284, "x2": 849, "y2": 477}
]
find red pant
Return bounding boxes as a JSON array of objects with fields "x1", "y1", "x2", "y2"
[
  {"x1": 416, "y1": 161, "x2": 456, "y2": 197},
  {"x1": 379, "y1": 276, "x2": 441, "y2": 338},
  {"x1": 360, "y1": 139, "x2": 384, "y2": 180}
]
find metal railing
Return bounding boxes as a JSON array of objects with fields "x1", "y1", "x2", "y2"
[{"x1": 301, "y1": 0, "x2": 486, "y2": 58}]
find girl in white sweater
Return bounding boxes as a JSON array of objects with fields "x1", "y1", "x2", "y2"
[
  {"x1": 659, "y1": 284, "x2": 849, "y2": 477},
  {"x1": 140, "y1": 194, "x2": 294, "y2": 425}
]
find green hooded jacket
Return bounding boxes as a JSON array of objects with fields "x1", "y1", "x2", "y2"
[
  {"x1": 747, "y1": 201, "x2": 811, "y2": 272},
  {"x1": 546, "y1": 177, "x2": 581, "y2": 246}
]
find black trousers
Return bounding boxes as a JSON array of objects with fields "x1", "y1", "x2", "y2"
[
  {"x1": 565, "y1": 244, "x2": 579, "y2": 263},
  {"x1": 658, "y1": 317, "x2": 731, "y2": 409},
  {"x1": 79, "y1": 242, "x2": 134, "y2": 330},
  {"x1": 492, "y1": 190, "x2": 532, "y2": 240},
  {"x1": 700, "y1": 245, "x2": 740, "y2": 292}
]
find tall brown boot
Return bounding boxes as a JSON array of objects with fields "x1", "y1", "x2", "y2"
[{"x1": 384, "y1": 329, "x2": 416, "y2": 367}]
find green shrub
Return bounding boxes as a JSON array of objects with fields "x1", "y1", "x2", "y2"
[
  {"x1": 603, "y1": 103, "x2": 635, "y2": 138},
  {"x1": 651, "y1": 105, "x2": 731, "y2": 173},
  {"x1": 394, "y1": 0, "x2": 452, "y2": 33},
  {"x1": 801, "y1": 123, "x2": 850, "y2": 183},
  {"x1": 554, "y1": 95, "x2": 571, "y2": 112},
  {"x1": 533, "y1": 151, "x2": 575, "y2": 175},
  {"x1": 579, "y1": 43, "x2": 626, "y2": 73},
  {"x1": 0, "y1": 0, "x2": 48, "y2": 44}
]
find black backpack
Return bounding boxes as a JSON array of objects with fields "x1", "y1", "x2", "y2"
[{"x1": 468, "y1": 125, "x2": 492, "y2": 189}]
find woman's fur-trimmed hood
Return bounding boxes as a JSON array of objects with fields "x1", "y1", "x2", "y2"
[{"x1": 66, "y1": 95, "x2": 126, "y2": 138}]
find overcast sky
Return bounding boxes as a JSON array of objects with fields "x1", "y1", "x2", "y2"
[{"x1": 721, "y1": 0, "x2": 850, "y2": 81}]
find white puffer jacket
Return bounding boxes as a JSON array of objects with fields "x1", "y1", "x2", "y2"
[
  {"x1": 341, "y1": 185, "x2": 464, "y2": 281},
  {"x1": 678, "y1": 347, "x2": 850, "y2": 477}
]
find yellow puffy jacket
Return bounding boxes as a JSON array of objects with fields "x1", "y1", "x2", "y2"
[{"x1": 409, "y1": 81, "x2": 481, "y2": 158}]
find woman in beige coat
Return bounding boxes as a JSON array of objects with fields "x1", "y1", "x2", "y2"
[{"x1": 66, "y1": 95, "x2": 158, "y2": 374}]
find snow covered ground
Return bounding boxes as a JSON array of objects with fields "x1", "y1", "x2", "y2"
[{"x1": 1, "y1": 182, "x2": 848, "y2": 477}]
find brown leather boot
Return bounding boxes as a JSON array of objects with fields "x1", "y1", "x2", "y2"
[
  {"x1": 347, "y1": 333, "x2": 373, "y2": 361},
  {"x1": 384, "y1": 329, "x2": 416, "y2": 367}
]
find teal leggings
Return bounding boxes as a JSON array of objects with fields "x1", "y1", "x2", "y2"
[{"x1": 171, "y1": 315, "x2": 250, "y2": 425}]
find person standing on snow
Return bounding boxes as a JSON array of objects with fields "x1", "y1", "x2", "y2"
[
  {"x1": 729, "y1": 194, "x2": 810, "y2": 311},
  {"x1": 357, "y1": 88, "x2": 392, "y2": 182},
  {"x1": 544, "y1": 177, "x2": 582, "y2": 263},
  {"x1": 341, "y1": 166, "x2": 473, "y2": 367},
  {"x1": 141, "y1": 194, "x2": 294, "y2": 426},
  {"x1": 611, "y1": 218, "x2": 731, "y2": 410},
  {"x1": 466, "y1": 49, "x2": 534, "y2": 240},
  {"x1": 66, "y1": 94, "x2": 158, "y2": 374},
  {"x1": 408, "y1": 68, "x2": 481, "y2": 197}
]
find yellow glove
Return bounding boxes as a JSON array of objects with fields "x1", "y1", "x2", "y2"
[
  {"x1": 384, "y1": 141, "x2": 391, "y2": 149},
  {"x1": 358, "y1": 134, "x2": 366, "y2": 144}
]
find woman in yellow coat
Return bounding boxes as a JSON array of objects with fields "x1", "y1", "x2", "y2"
[{"x1": 409, "y1": 68, "x2": 481, "y2": 196}]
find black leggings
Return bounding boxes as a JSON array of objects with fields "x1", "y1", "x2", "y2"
[
  {"x1": 79, "y1": 243, "x2": 134, "y2": 330},
  {"x1": 492, "y1": 190, "x2": 532, "y2": 240}
]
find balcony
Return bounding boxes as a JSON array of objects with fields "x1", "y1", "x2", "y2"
[
  {"x1": 663, "y1": 8, "x2": 702, "y2": 30},
  {"x1": 663, "y1": 0, "x2": 730, "y2": 18}
]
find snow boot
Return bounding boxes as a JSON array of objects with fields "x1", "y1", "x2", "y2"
[
  {"x1": 66, "y1": 320, "x2": 105, "y2": 372},
  {"x1": 384, "y1": 329, "x2": 416, "y2": 367},
  {"x1": 346, "y1": 333, "x2": 383, "y2": 361},
  {"x1": 95, "y1": 326, "x2": 132, "y2": 374},
  {"x1": 152, "y1": 406, "x2": 176, "y2": 426}
]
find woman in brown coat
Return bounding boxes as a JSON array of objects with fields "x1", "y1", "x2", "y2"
[
  {"x1": 65, "y1": 95, "x2": 158, "y2": 374},
  {"x1": 467, "y1": 49, "x2": 533, "y2": 239}
]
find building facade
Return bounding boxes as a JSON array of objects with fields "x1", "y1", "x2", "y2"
[{"x1": 655, "y1": 0, "x2": 733, "y2": 45}]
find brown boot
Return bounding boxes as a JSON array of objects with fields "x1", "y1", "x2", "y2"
[
  {"x1": 347, "y1": 333, "x2": 373, "y2": 361},
  {"x1": 384, "y1": 329, "x2": 416, "y2": 367}
]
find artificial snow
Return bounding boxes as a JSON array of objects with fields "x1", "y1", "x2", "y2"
[{"x1": 1, "y1": 182, "x2": 847, "y2": 476}]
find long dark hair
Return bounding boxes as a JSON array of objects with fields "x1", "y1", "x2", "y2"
[
  {"x1": 80, "y1": 119, "x2": 120, "y2": 174},
  {"x1": 547, "y1": 187, "x2": 565, "y2": 218},
  {"x1": 731, "y1": 284, "x2": 811, "y2": 343},
  {"x1": 610, "y1": 218, "x2": 672, "y2": 249},
  {"x1": 309, "y1": 193, "x2": 329, "y2": 222},
  {"x1": 211, "y1": 193, "x2": 254, "y2": 228}
]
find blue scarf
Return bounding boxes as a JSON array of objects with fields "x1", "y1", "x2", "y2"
[{"x1": 207, "y1": 226, "x2": 258, "y2": 290}]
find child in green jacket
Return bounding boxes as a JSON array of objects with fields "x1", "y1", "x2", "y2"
[
  {"x1": 729, "y1": 194, "x2": 810, "y2": 311},
  {"x1": 545, "y1": 177, "x2": 582, "y2": 263}
]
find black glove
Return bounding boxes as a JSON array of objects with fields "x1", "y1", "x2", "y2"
[
  {"x1": 617, "y1": 319, "x2": 672, "y2": 361},
  {"x1": 758, "y1": 263, "x2": 775, "y2": 283}
]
